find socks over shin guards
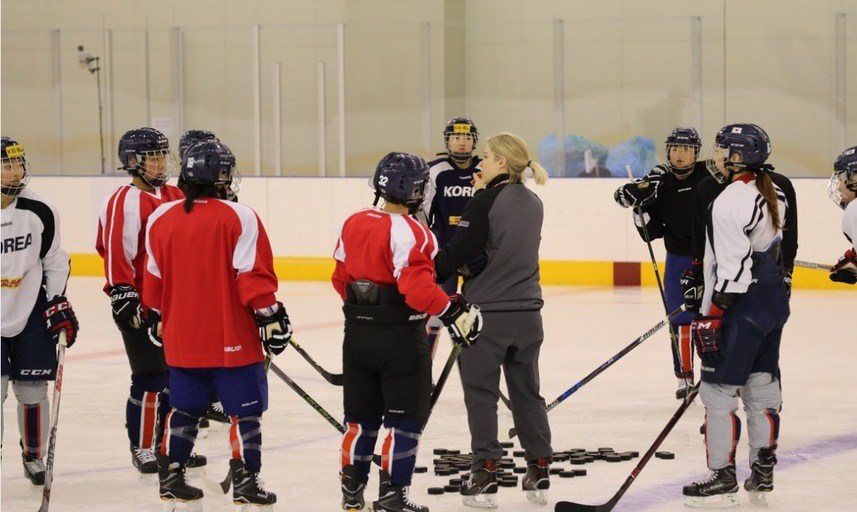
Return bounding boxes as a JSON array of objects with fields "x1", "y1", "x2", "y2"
[
  {"x1": 341, "y1": 418, "x2": 382, "y2": 483},
  {"x1": 380, "y1": 419, "x2": 423, "y2": 487},
  {"x1": 161, "y1": 408, "x2": 204, "y2": 465},
  {"x1": 127, "y1": 372, "x2": 169, "y2": 449},
  {"x1": 229, "y1": 415, "x2": 263, "y2": 473},
  {"x1": 19, "y1": 399, "x2": 49, "y2": 460}
]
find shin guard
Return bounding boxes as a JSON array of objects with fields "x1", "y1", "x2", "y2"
[
  {"x1": 127, "y1": 372, "x2": 168, "y2": 449},
  {"x1": 341, "y1": 417, "x2": 381, "y2": 484},
  {"x1": 14, "y1": 381, "x2": 49, "y2": 460},
  {"x1": 161, "y1": 407, "x2": 203, "y2": 465},
  {"x1": 380, "y1": 418, "x2": 423, "y2": 487},
  {"x1": 229, "y1": 415, "x2": 263, "y2": 473}
]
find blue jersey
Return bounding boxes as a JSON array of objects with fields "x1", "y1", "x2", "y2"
[{"x1": 421, "y1": 156, "x2": 481, "y2": 247}]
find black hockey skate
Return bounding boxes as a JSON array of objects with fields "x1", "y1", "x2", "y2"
[
  {"x1": 373, "y1": 469, "x2": 429, "y2": 512},
  {"x1": 522, "y1": 457, "x2": 550, "y2": 505},
  {"x1": 230, "y1": 458, "x2": 277, "y2": 510},
  {"x1": 157, "y1": 453, "x2": 204, "y2": 512},
  {"x1": 205, "y1": 401, "x2": 230, "y2": 424},
  {"x1": 683, "y1": 465, "x2": 739, "y2": 508},
  {"x1": 131, "y1": 443, "x2": 159, "y2": 474},
  {"x1": 744, "y1": 448, "x2": 777, "y2": 506},
  {"x1": 460, "y1": 459, "x2": 498, "y2": 509},
  {"x1": 341, "y1": 464, "x2": 366, "y2": 510},
  {"x1": 186, "y1": 452, "x2": 208, "y2": 470},
  {"x1": 22, "y1": 454, "x2": 46, "y2": 486}
]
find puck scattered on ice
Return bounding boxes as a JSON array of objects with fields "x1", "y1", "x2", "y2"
[
  {"x1": 629, "y1": 451, "x2": 640, "y2": 458},
  {"x1": 513, "y1": 467, "x2": 526, "y2": 474},
  {"x1": 655, "y1": 451, "x2": 675, "y2": 460},
  {"x1": 597, "y1": 447, "x2": 614, "y2": 453},
  {"x1": 513, "y1": 450, "x2": 526, "y2": 458},
  {"x1": 449, "y1": 478, "x2": 463, "y2": 486},
  {"x1": 433, "y1": 448, "x2": 447, "y2": 455},
  {"x1": 428, "y1": 487, "x2": 445, "y2": 495},
  {"x1": 619, "y1": 452, "x2": 633, "y2": 461},
  {"x1": 549, "y1": 468, "x2": 563, "y2": 475},
  {"x1": 444, "y1": 485, "x2": 460, "y2": 492},
  {"x1": 604, "y1": 454, "x2": 622, "y2": 463},
  {"x1": 500, "y1": 442, "x2": 514, "y2": 448},
  {"x1": 499, "y1": 479, "x2": 517, "y2": 487},
  {"x1": 573, "y1": 469, "x2": 587, "y2": 477},
  {"x1": 569, "y1": 458, "x2": 587, "y2": 465},
  {"x1": 559, "y1": 471, "x2": 576, "y2": 478},
  {"x1": 446, "y1": 449, "x2": 461, "y2": 455},
  {"x1": 499, "y1": 461, "x2": 516, "y2": 469},
  {"x1": 414, "y1": 466, "x2": 428, "y2": 473}
]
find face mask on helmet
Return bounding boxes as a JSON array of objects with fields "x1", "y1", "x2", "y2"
[
  {"x1": 1, "y1": 143, "x2": 30, "y2": 198},
  {"x1": 706, "y1": 143, "x2": 742, "y2": 184},
  {"x1": 444, "y1": 119, "x2": 478, "y2": 164},
  {"x1": 665, "y1": 128, "x2": 701, "y2": 175},
  {"x1": 828, "y1": 170, "x2": 857, "y2": 210},
  {"x1": 131, "y1": 149, "x2": 178, "y2": 188}
]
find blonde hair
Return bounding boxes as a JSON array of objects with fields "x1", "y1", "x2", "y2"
[{"x1": 485, "y1": 132, "x2": 548, "y2": 185}]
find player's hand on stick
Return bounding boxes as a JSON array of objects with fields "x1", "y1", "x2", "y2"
[
  {"x1": 829, "y1": 249, "x2": 857, "y2": 284},
  {"x1": 439, "y1": 295, "x2": 482, "y2": 347},
  {"x1": 43, "y1": 295, "x2": 79, "y2": 348},
  {"x1": 680, "y1": 260, "x2": 704, "y2": 312},
  {"x1": 146, "y1": 309, "x2": 163, "y2": 347},
  {"x1": 109, "y1": 284, "x2": 143, "y2": 332},
  {"x1": 255, "y1": 301, "x2": 292, "y2": 355},
  {"x1": 614, "y1": 179, "x2": 658, "y2": 209},
  {"x1": 783, "y1": 267, "x2": 793, "y2": 298}
]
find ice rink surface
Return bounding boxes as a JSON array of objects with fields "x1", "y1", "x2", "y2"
[{"x1": 2, "y1": 277, "x2": 855, "y2": 512}]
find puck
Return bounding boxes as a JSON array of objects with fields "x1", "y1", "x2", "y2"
[
  {"x1": 500, "y1": 442, "x2": 514, "y2": 448},
  {"x1": 414, "y1": 466, "x2": 428, "y2": 473},
  {"x1": 513, "y1": 450, "x2": 526, "y2": 458},
  {"x1": 513, "y1": 467, "x2": 526, "y2": 474},
  {"x1": 655, "y1": 451, "x2": 675, "y2": 460},
  {"x1": 449, "y1": 478, "x2": 463, "y2": 486},
  {"x1": 629, "y1": 451, "x2": 640, "y2": 458},
  {"x1": 569, "y1": 457, "x2": 587, "y2": 465},
  {"x1": 559, "y1": 471, "x2": 576, "y2": 478},
  {"x1": 619, "y1": 452, "x2": 633, "y2": 461},
  {"x1": 428, "y1": 487, "x2": 445, "y2": 495},
  {"x1": 499, "y1": 479, "x2": 517, "y2": 487},
  {"x1": 573, "y1": 469, "x2": 587, "y2": 477},
  {"x1": 597, "y1": 447, "x2": 614, "y2": 453},
  {"x1": 604, "y1": 454, "x2": 622, "y2": 463},
  {"x1": 444, "y1": 485, "x2": 460, "y2": 492},
  {"x1": 446, "y1": 449, "x2": 461, "y2": 455},
  {"x1": 433, "y1": 448, "x2": 447, "y2": 455},
  {"x1": 549, "y1": 467, "x2": 563, "y2": 475}
]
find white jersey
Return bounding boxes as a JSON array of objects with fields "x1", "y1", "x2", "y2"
[
  {"x1": 702, "y1": 177, "x2": 786, "y2": 313},
  {"x1": 1, "y1": 188, "x2": 70, "y2": 337},
  {"x1": 843, "y1": 199, "x2": 857, "y2": 250}
]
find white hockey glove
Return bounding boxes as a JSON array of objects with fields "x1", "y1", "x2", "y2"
[
  {"x1": 147, "y1": 309, "x2": 163, "y2": 348},
  {"x1": 254, "y1": 302, "x2": 292, "y2": 356},
  {"x1": 439, "y1": 295, "x2": 482, "y2": 347}
]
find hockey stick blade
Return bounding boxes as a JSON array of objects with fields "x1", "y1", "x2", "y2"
[
  {"x1": 289, "y1": 338, "x2": 344, "y2": 386},
  {"x1": 510, "y1": 307, "x2": 683, "y2": 440},
  {"x1": 554, "y1": 384, "x2": 700, "y2": 512},
  {"x1": 794, "y1": 259, "x2": 833, "y2": 271}
]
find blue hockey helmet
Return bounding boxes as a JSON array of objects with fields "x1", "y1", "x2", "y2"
[
  {"x1": 665, "y1": 126, "x2": 701, "y2": 173},
  {"x1": 829, "y1": 146, "x2": 857, "y2": 210},
  {"x1": 179, "y1": 130, "x2": 218, "y2": 159},
  {"x1": 181, "y1": 140, "x2": 236, "y2": 187},
  {"x1": 370, "y1": 152, "x2": 430, "y2": 211},
  {"x1": 117, "y1": 127, "x2": 176, "y2": 187},
  {"x1": 1, "y1": 136, "x2": 31, "y2": 197},
  {"x1": 706, "y1": 123, "x2": 771, "y2": 183}
]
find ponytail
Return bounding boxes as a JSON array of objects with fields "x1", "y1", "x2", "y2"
[
  {"x1": 485, "y1": 132, "x2": 549, "y2": 186},
  {"x1": 755, "y1": 171, "x2": 781, "y2": 231}
]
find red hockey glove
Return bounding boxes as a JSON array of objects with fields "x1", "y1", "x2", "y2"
[{"x1": 43, "y1": 296, "x2": 78, "y2": 348}]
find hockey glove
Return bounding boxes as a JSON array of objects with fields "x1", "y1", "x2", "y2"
[
  {"x1": 147, "y1": 309, "x2": 163, "y2": 347},
  {"x1": 680, "y1": 260, "x2": 704, "y2": 312},
  {"x1": 439, "y1": 295, "x2": 482, "y2": 347},
  {"x1": 614, "y1": 181, "x2": 657, "y2": 209},
  {"x1": 829, "y1": 249, "x2": 857, "y2": 285},
  {"x1": 691, "y1": 315, "x2": 723, "y2": 367},
  {"x1": 255, "y1": 302, "x2": 292, "y2": 356},
  {"x1": 43, "y1": 295, "x2": 79, "y2": 348},
  {"x1": 109, "y1": 284, "x2": 143, "y2": 333}
]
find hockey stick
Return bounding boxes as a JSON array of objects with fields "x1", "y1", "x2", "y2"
[
  {"x1": 554, "y1": 383, "x2": 700, "y2": 512},
  {"x1": 428, "y1": 306, "x2": 480, "y2": 419},
  {"x1": 38, "y1": 331, "x2": 67, "y2": 512},
  {"x1": 509, "y1": 307, "x2": 683, "y2": 439},
  {"x1": 288, "y1": 337, "x2": 343, "y2": 386},
  {"x1": 794, "y1": 259, "x2": 833, "y2": 271},
  {"x1": 624, "y1": 165, "x2": 682, "y2": 376}
]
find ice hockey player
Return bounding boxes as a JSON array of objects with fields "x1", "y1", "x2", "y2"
[
  {"x1": 96, "y1": 127, "x2": 206, "y2": 475},
  {"x1": 434, "y1": 132, "x2": 551, "y2": 507},
  {"x1": 145, "y1": 140, "x2": 287, "y2": 511},
  {"x1": 613, "y1": 127, "x2": 706, "y2": 399},
  {"x1": 1, "y1": 136, "x2": 79, "y2": 488},
  {"x1": 826, "y1": 146, "x2": 857, "y2": 285},
  {"x1": 683, "y1": 124, "x2": 789, "y2": 508},
  {"x1": 333, "y1": 152, "x2": 482, "y2": 512},
  {"x1": 420, "y1": 117, "x2": 481, "y2": 358}
]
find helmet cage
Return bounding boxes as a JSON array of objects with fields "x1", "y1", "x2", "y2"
[
  {"x1": 129, "y1": 149, "x2": 177, "y2": 188},
  {"x1": 443, "y1": 118, "x2": 478, "y2": 164},
  {"x1": 828, "y1": 168, "x2": 857, "y2": 210},
  {"x1": 1, "y1": 142, "x2": 30, "y2": 197}
]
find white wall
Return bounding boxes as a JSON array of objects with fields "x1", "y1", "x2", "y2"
[{"x1": 38, "y1": 176, "x2": 849, "y2": 265}]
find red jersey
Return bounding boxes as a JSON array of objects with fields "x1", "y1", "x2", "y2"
[
  {"x1": 96, "y1": 184, "x2": 184, "y2": 305},
  {"x1": 143, "y1": 198, "x2": 279, "y2": 368},
  {"x1": 332, "y1": 208, "x2": 450, "y2": 316}
]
